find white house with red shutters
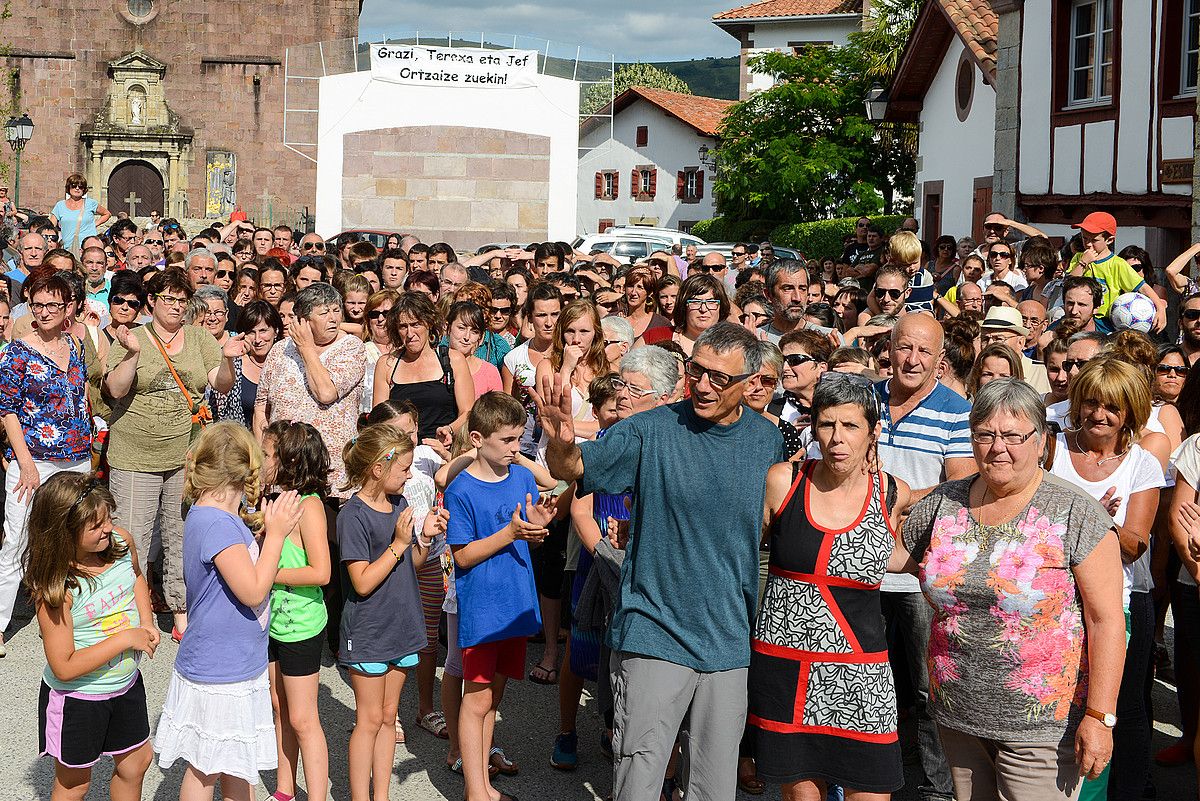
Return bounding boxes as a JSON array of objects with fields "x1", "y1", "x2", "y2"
[{"x1": 576, "y1": 87, "x2": 733, "y2": 235}]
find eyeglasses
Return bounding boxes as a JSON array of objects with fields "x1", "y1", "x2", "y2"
[
  {"x1": 989, "y1": 251, "x2": 1013, "y2": 260},
  {"x1": 683, "y1": 359, "x2": 753, "y2": 390},
  {"x1": 874, "y1": 287, "x2": 904, "y2": 300},
  {"x1": 784, "y1": 353, "x2": 820, "y2": 368},
  {"x1": 856, "y1": 221, "x2": 869, "y2": 228},
  {"x1": 754, "y1": 374, "x2": 779, "y2": 389},
  {"x1": 488, "y1": 305, "x2": 513, "y2": 317},
  {"x1": 203, "y1": 308, "x2": 227, "y2": 319},
  {"x1": 260, "y1": 282, "x2": 285, "y2": 291},
  {"x1": 1156, "y1": 364, "x2": 1190, "y2": 376},
  {"x1": 30, "y1": 301, "x2": 67, "y2": 313},
  {"x1": 612, "y1": 378, "x2": 657, "y2": 398},
  {"x1": 740, "y1": 311, "x2": 769, "y2": 325},
  {"x1": 647, "y1": 259, "x2": 669, "y2": 269},
  {"x1": 111, "y1": 296, "x2": 143, "y2": 309},
  {"x1": 732, "y1": 250, "x2": 746, "y2": 257},
  {"x1": 144, "y1": 238, "x2": 164, "y2": 246},
  {"x1": 302, "y1": 241, "x2": 326, "y2": 251},
  {"x1": 1182, "y1": 309, "x2": 1200, "y2": 321},
  {"x1": 603, "y1": 339, "x2": 625, "y2": 347},
  {"x1": 1063, "y1": 359, "x2": 1089, "y2": 372},
  {"x1": 44, "y1": 234, "x2": 60, "y2": 242},
  {"x1": 215, "y1": 270, "x2": 234, "y2": 279},
  {"x1": 981, "y1": 331, "x2": 1019, "y2": 344},
  {"x1": 154, "y1": 294, "x2": 189, "y2": 307},
  {"x1": 367, "y1": 309, "x2": 391, "y2": 321},
  {"x1": 971, "y1": 429, "x2": 1037, "y2": 446},
  {"x1": 685, "y1": 298, "x2": 721, "y2": 310}
]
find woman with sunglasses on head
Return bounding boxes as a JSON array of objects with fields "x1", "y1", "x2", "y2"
[
  {"x1": 49, "y1": 174, "x2": 110, "y2": 253},
  {"x1": 669, "y1": 274, "x2": 729, "y2": 357},
  {"x1": 0, "y1": 269, "x2": 95, "y2": 657},
  {"x1": 621, "y1": 267, "x2": 671, "y2": 342},
  {"x1": 105, "y1": 268, "x2": 244, "y2": 641}
]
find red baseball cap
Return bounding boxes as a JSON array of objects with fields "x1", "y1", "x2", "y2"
[{"x1": 1071, "y1": 211, "x2": 1117, "y2": 236}]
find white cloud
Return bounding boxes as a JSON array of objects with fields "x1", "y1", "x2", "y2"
[{"x1": 358, "y1": 0, "x2": 741, "y2": 62}]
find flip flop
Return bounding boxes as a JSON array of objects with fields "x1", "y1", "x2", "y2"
[
  {"x1": 489, "y1": 746, "x2": 520, "y2": 775},
  {"x1": 446, "y1": 757, "x2": 499, "y2": 777},
  {"x1": 394, "y1": 720, "x2": 405, "y2": 744},
  {"x1": 528, "y1": 663, "x2": 557, "y2": 685},
  {"x1": 416, "y1": 710, "x2": 449, "y2": 739}
]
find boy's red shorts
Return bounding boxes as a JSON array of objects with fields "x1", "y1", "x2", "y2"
[{"x1": 460, "y1": 636, "x2": 528, "y2": 684}]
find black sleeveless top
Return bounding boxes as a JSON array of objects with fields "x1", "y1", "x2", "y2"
[{"x1": 389, "y1": 345, "x2": 456, "y2": 441}]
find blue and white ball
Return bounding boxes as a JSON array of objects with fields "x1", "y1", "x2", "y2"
[{"x1": 1109, "y1": 292, "x2": 1156, "y2": 333}]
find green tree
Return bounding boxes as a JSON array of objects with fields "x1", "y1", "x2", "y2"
[
  {"x1": 713, "y1": 47, "x2": 887, "y2": 222},
  {"x1": 850, "y1": 0, "x2": 922, "y2": 80},
  {"x1": 582, "y1": 62, "x2": 692, "y2": 114}
]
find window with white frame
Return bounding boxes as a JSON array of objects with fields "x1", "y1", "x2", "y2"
[
  {"x1": 604, "y1": 172, "x2": 616, "y2": 198},
  {"x1": 1068, "y1": 0, "x2": 1114, "y2": 105},
  {"x1": 640, "y1": 169, "x2": 653, "y2": 195},
  {"x1": 1184, "y1": 0, "x2": 1200, "y2": 94}
]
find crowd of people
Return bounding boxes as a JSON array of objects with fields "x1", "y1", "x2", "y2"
[{"x1": 3, "y1": 174, "x2": 1200, "y2": 801}]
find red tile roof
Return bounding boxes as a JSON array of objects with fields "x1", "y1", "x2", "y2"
[
  {"x1": 938, "y1": 0, "x2": 998, "y2": 79},
  {"x1": 615, "y1": 87, "x2": 736, "y2": 137},
  {"x1": 713, "y1": 0, "x2": 861, "y2": 21}
]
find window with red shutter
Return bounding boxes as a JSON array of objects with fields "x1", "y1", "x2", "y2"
[
  {"x1": 631, "y1": 168, "x2": 640, "y2": 198},
  {"x1": 613, "y1": 171, "x2": 619, "y2": 198},
  {"x1": 648, "y1": 169, "x2": 657, "y2": 198},
  {"x1": 599, "y1": 218, "x2": 615, "y2": 233},
  {"x1": 696, "y1": 170, "x2": 704, "y2": 199},
  {"x1": 636, "y1": 126, "x2": 648, "y2": 147},
  {"x1": 595, "y1": 172, "x2": 603, "y2": 199},
  {"x1": 676, "y1": 171, "x2": 685, "y2": 200}
]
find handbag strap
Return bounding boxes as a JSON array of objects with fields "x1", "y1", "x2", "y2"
[{"x1": 147, "y1": 328, "x2": 197, "y2": 415}]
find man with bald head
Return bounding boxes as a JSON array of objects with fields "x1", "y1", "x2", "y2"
[
  {"x1": 874, "y1": 313, "x2": 968, "y2": 801},
  {"x1": 957, "y1": 281, "x2": 983, "y2": 315},
  {"x1": 126, "y1": 244, "x2": 153, "y2": 272},
  {"x1": 698, "y1": 251, "x2": 733, "y2": 292}
]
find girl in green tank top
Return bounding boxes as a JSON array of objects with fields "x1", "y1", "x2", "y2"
[{"x1": 262, "y1": 422, "x2": 332, "y2": 801}]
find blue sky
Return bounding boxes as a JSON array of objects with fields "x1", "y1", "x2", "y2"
[{"x1": 358, "y1": 0, "x2": 743, "y2": 62}]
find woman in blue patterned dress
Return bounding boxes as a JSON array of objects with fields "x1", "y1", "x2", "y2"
[
  {"x1": 0, "y1": 268, "x2": 94, "y2": 655},
  {"x1": 750, "y1": 372, "x2": 909, "y2": 799}
]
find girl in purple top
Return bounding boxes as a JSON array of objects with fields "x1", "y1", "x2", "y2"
[{"x1": 153, "y1": 423, "x2": 301, "y2": 801}]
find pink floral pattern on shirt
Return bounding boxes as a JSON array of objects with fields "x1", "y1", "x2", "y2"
[
  {"x1": 908, "y1": 478, "x2": 1108, "y2": 740},
  {"x1": 258, "y1": 334, "x2": 365, "y2": 498}
]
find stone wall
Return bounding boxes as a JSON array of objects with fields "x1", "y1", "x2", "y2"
[
  {"x1": 1, "y1": 0, "x2": 358, "y2": 224},
  {"x1": 341, "y1": 126, "x2": 550, "y2": 248}
]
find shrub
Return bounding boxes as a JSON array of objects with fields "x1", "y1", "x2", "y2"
[
  {"x1": 690, "y1": 217, "x2": 783, "y2": 244},
  {"x1": 770, "y1": 214, "x2": 906, "y2": 260}
]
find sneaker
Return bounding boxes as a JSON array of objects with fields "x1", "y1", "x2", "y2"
[{"x1": 551, "y1": 730, "x2": 578, "y2": 771}]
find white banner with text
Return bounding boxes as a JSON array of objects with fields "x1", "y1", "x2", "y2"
[{"x1": 370, "y1": 44, "x2": 539, "y2": 89}]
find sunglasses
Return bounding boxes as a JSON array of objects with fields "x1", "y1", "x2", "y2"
[
  {"x1": 44, "y1": 234, "x2": 60, "y2": 242},
  {"x1": 647, "y1": 259, "x2": 669, "y2": 268},
  {"x1": 874, "y1": 287, "x2": 904, "y2": 300},
  {"x1": 1156, "y1": 364, "x2": 1190, "y2": 376},
  {"x1": 1063, "y1": 359, "x2": 1089, "y2": 371},
  {"x1": 683, "y1": 359, "x2": 753, "y2": 390},
  {"x1": 367, "y1": 309, "x2": 390, "y2": 321},
  {"x1": 488, "y1": 305, "x2": 513, "y2": 316},
  {"x1": 302, "y1": 242, "x2": 326, "y2": 251},
  {"x1": 1183, "y1": 309, "x2": 1200, "y2": 321},
  {"x1": 110, "y1": 296, "x2": 143, "y2": 309},
  {"x1": 144, "y1": 238, "x2": 164, "y2": 246},
  {"x1": 754, "y1": 374, "x2": 779, "y2": 389},
  {"x1": 784, "y1": 353, "x2": 820, "y2": 368},
  {"x1": 990, "y1": 251, "x2": 1013, "y2": 259},
  {"x1": 215, "y1": 270, "x2": 234, "y2": 279}
]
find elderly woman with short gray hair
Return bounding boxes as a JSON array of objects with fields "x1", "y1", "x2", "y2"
[
  {"x1": 615, "y1": 345, "x2": 678, "y2": 416},
  {"x1": 191, "y1": 284, "x2": 231, "y2": 346},
  {"x1": 899, "y1": 378, "x2": 1126, "y2": 800},
  {"x1": 254, "y1": 281, "x2": 365, "y2": 498}
]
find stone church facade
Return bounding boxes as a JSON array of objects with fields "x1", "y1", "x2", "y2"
[{"x1": 2, "y1": 0, "x2": 359, "y2": 224}]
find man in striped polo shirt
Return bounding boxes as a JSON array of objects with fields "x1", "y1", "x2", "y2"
[{"x1": 876, "y1": 313, "x2": 973, "y2": 801}]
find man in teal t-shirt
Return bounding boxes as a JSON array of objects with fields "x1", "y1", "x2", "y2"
[{"x1": 537, "y1": 322, "x2": 785, "y2": 801}]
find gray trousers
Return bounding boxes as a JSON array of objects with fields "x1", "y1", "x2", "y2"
[
  {"x1": 109, "y1": 466, "x2": 187, "y2": 611},
  {"x1": 611, "y1": 651, "x2": 747, "y2": 801}
]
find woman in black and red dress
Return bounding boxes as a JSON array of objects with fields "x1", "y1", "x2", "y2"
[{"x1": 751, "y1": 372, "x2": 910, "y2": 799}]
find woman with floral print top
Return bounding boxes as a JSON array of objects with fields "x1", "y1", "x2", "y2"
[
  {"x1": 0, "y1": 268, "x2": 94, "y2": 655},
  {"x1": 900, "y1": 379, "x2": 1126, "y2": 801}
]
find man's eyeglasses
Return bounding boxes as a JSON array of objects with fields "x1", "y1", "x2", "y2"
[
  {"x1": 215, "y1": 270, "x2": 234, "y2": 279},
  {"x1": 110, "y1": 296, "x2": 143, "y2": 310},
  {"x1": 685, "y1": 298, "x2": 721, "y2": 310},
  {"x1": 683, "y1": 359, "x2": 752, "y2": 390},
  {"x1": 874, "y1": 287, "x2": 904, "y2": 300},
  {"x1": 1063, "y1": 359, "x2": 1089, "y2": 372},
  {"x1": 753, "y1": 373, "x2": 779, "y2": 390},
  {"x1": 144, "y1": 238, "x2": 164, "y2": 246},
  {"x1": 971, "y1": 429, "x2": 1036, "y2": 446},
  {"x1": 302, "y1": 241, "x2": 327, "y2": 251},
  {"x1": 990, "y1": 251, "x2": 1013, "y2": 260},
  {"x1": 488, "y1": 305, "x2": 513, "y2": 317},
  {"x1": 612, "y1": 378, "x2": 657, "y2": 398},
  {"x1": 740, "y1": 311, "x2": 769, "y2": 325},
  {"x1": 43, "y1": 233, "x2": 60, "y2": 243},
  {"x1": 1182, "y1": 308, "x2": 1200, "y2": 322},
  {"x1": 732, "y1": 250, "x2": 746, "y2": 258},
  {"x1": 1156, "y1": 364, "x2": 1190, "y2": 377}
]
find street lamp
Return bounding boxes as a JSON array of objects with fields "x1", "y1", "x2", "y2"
[
  {"x1": 864, "y1": 83, "x2": 888, "y2": 122},
  {"x1": 698, "y1": 142, "x2": 717, "y2": 170},
  {"x1": 4, "y1": 113, "x2": 34, "y2": 209}
]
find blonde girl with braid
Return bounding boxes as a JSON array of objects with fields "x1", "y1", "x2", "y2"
[
  {"x1": 338, "y1": 423, "x2": 449, "y2": 801},
  {"x1": 153, "y1": 422, "x2": 303, "y2": 801}
]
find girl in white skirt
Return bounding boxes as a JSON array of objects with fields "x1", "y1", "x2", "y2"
[{"x1": 154, "y1": 423, "x2": 302, "y2": 801}]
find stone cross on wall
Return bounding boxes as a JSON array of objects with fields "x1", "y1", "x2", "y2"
[
  {"x1": 125, "y1": 192, "x2": 142, "y2": 217},
  {"x1": 259, "y1": 188, "x2": 273, "y2": 224}
]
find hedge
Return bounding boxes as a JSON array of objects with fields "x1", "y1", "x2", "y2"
[{"x1": 692, "y1": 214, "x2": 906, "y2": 261}]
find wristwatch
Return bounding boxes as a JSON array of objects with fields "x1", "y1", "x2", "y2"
[{"x1": 1085, "y1": 708, "x2": 1117, "y2": 728}]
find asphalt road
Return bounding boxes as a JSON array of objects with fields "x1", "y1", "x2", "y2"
[{"x1": 1, "y1": 603, "x2": 1197, "y2": 800}]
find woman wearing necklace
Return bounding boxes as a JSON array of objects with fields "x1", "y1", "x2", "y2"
[
  {"x1": 0, "y1": 269, "x2": 94, "y2": 657},
  {"x1": 1047, "y1": 357, "x2": 1166, "y2": 799},
  {"x1": 105, "y1": 268, "x2": 243, "y2": 641},
  {"x1": 901, "y1": 379, "x2": 1125, "y2": 800}
]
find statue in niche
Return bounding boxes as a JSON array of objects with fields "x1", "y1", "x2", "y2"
[{"x1": 129, "y1": 87, "x2": 145, "y2": 125}]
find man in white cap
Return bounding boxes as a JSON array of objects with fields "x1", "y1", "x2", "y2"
[{"x1": 980, "y1": 306, "x2": 1051, "y2": 393}]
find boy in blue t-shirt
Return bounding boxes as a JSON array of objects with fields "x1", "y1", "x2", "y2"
[{"x1": 445, "y1": 391, "x2": 555, "y2": 801}]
